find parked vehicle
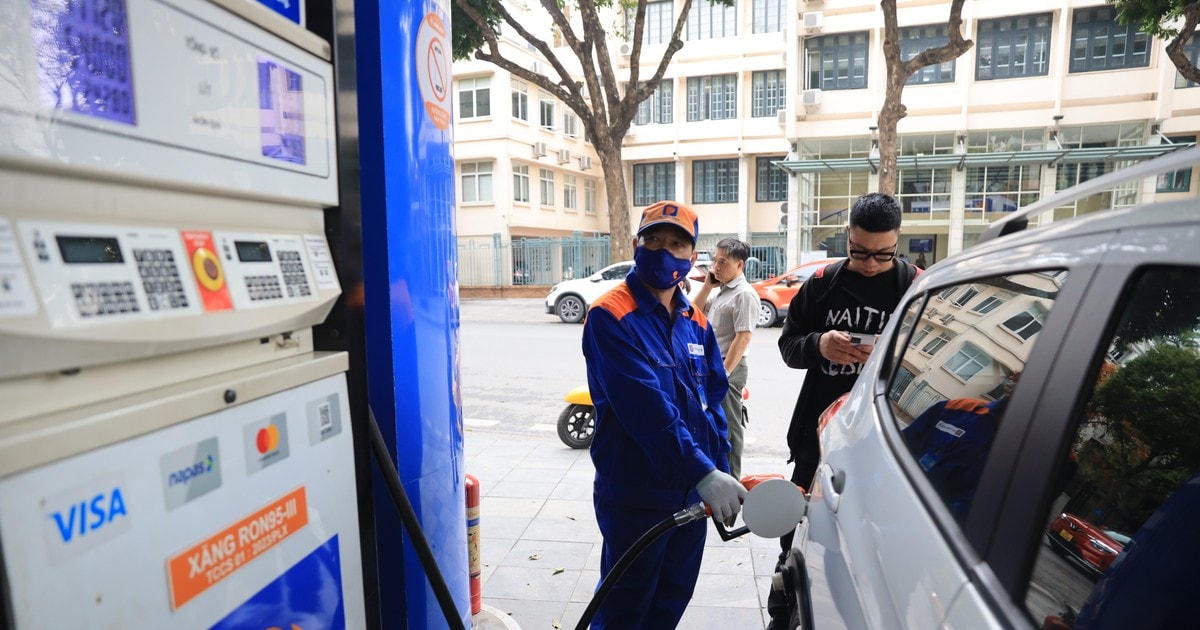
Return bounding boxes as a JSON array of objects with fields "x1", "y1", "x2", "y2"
[
  {"x1": 750, "y1": 258, "x2": 844, "y2": 327},
  {"x1": 545, "y1": 261, "x2": 632, "y2": 323},
  {"x1": 773, "y1": 149, "x2": 1200, "y2": 630},
  {"x1": 557, "y1": 384, "x2": 749, "y2": 449},
  {"x1": 545, "y1": 260, "x2": 706, "y2": 323},
  {"x1": 1045, "y1": 512, "x2": 1129, "y2": 578}
]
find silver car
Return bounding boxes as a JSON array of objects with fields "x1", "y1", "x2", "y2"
[{"x1": 774, "y1": 149, "x2": 1200, "y2": 629}]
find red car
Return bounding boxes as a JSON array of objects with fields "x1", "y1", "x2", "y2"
[
  {"x1": 1045, "y1": 512, "x2": 1131, "y2": 577},
  {"x1": 750, "y1": 258, "x2": 844, "y2": 327}
]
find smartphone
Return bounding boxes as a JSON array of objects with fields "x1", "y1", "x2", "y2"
[
  {"x1": 708, "y1": 272, "x2": 718, "y2": 284},
  {"x1": 848, "y1": 333, "x2": 879, "y2": 347}
]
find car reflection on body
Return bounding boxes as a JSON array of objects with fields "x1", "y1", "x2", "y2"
[
  {"x1": 1046, "y1": 513, "x2": 1130, "y2": 578},
  {"x1": 750, "y1": 257, "x2": 844, "y2": 327}
]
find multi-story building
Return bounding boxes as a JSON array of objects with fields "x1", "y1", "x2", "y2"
[{"x1": 454, "y1": 0, "x2": 1197, "y2": 285}]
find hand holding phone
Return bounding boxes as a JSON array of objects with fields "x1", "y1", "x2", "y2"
[
  {"x1": 848, "y1": 333, "x2": 879, "y2": 347},
  {"x1": 707, "y1": 272, "x2": 719, "y2": 286}
]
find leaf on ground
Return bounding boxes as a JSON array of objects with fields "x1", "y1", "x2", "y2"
[
  {"x1": 528, "y1": 553, "x2": 541, "y2": 561},
  {"x1": 553, "y1": 567, "x2": 565, "y2": 575}
]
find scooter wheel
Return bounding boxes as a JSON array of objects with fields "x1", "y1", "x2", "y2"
[{"x1": 557, "y1": 404, "x2": 595, "y2": 449}]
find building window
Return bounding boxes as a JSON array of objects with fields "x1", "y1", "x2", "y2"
[
  {"x1": 460, "y1": 161, "x2": 493, "y2": 202},
  {"x1": 539, "y1": 99, "x2": 555, "y2": 129},
  {"x1": 921, "y1": 331, "x2": 953, "y2": 356},
  {"x1": 584, "y1": 179, "x2": 597, "y2": 213},
  {"x1": 756, "y1": 156, "x2": 788, "y2": 201},
  {"x1": 633, "y1": 81, "x2": 674, "y2": 125},
  {"x1": 693, "y1": 159, "x2": 738, "y2": 204},
  {"x1": 806, "y1": 32, "x2": 869, "y2": 90},
  {"x1": 965, "y1": 164, "x2": 1040, "y2": 220},
  {"x1": 458, "y1": 76, "x2": 491, "y2": 119},
  {"x1": 971, "y1": 293, "x2": 1009, "y2": 315},
  {"x1": 513, "y1": 164, "x2": 530, "y2": 203},
  {"x1": 563, "y1": 111, "x2": 579, "y2": 137},
  {"x1": 1002, "y1": 302, "x2": 1048, "y2": 340},
  {"x1": 539, "y1": 168, "x2": 555, "y2": 206},
  {"x1": 686, "y1": 75, "x2": 737, "y2": 121},
  {"x1": 1070, "y1": 6, "x2": 1150, "y2": 73},
  {"x1": 563, "y1": 174, "x2": 578, "y2": 210},
  {"x1": 976, "y1": 13, "x2": 1052, "y2": 80},
  {"x1": 626, "y1": 0, "x2": 673, "y2": 45},
  {"x1": 512, "y1": 80, "x2": 528, "y2": 121},
  {"x1": 751, "y1": 70, "x2": 786, "y2": 117},
  {"x1": 952, "y1": 285, "x2": 980, "y2": 307},
  {"x1": 1156, "y1": 136, "x2": 1195, "y2": 192},
  {"x1": 1175, "y1": 38, "x2": 1200, "y2": 88},
  {"x1": 909, "y1": 323, "x2": 933, "y2": 347},
  {"x1": 902, "y1": 25, "x2": 954, "y2": 84},
  {"x1": 753, "y1": 0, "x2": 785, "y2": 33},
  {"x1": 687, "y1": 0, "x2": 736, "y2": 40},
  {"x1": 898, "y1": 168, "x2": 952, "y2": 218},
  {"x1": 633, "y1": 162, "x2": 675, "y2": 206},
  {"x1": 945, "y1": 342, "x2": 993, "y2": 381}
]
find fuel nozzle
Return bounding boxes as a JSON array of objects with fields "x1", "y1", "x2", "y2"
[{"x1": 679, "y1": 474, "x2": 810, "y2": 541}]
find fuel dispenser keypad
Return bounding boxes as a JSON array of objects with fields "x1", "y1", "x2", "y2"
[
  {"x1": 72, "y1": 281, "x2": 139, "y2": 318},
  {"x1": 277, "y1": 250, "x2": 311, "y2": 298},
  {"x1": 134, "y1": 248, "x2": 189, "y2": 311},
  {"x1": 246, "y1": 275, "x2": 284, "y2": 301}
]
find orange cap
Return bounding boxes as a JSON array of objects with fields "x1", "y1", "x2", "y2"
[{"x1": 637, "y1": 200, "x2": 698, "y2": 244}]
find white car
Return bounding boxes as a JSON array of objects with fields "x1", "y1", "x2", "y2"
[
  {"x1": 545, "y1": 259, "x2": 707, "y2": 323},
  {"x1": 772, "y1": 148, "x2": 1200, "y2": 629},
  {"x1": 545, "y1": 261, "x2": 633, "y2": 323}
]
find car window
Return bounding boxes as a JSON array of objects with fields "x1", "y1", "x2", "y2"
[
  {"x1": 888, "y1": 270, "x2": 1068, "y2": 522},
  {"x1": 600, "y1": 264, "x2": 630, "y2": 281},
  {"x1": 1023, "y1": 266, "x2": 1200, "y2": 629}
]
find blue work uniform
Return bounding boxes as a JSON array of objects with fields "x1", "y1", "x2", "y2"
[
  {"x1": 582, "y1": 269, "x2": 730, "y2": 629},
  {"x1": 901, "y1": 397, "x2": 1007, "y2": 520}
]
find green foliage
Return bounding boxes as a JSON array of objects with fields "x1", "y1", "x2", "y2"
[
  {"x1": 1109, "y1": 0, "x2": 1192, "y2": 38},
  {"x1": 1109, "y1": 269, "x2": 1200, "y2": 353},
  {"x1": 451, "y1": 0, "x2": 503, "y2": 61}
]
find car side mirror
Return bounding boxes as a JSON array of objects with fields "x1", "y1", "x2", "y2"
[{"x1": 782, "y1": 278, "x2": 794, "y2": 287}]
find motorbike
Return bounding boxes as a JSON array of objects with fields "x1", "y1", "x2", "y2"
[{"x1": 557, "y1": 384, "x2": 750, "y2": 449}]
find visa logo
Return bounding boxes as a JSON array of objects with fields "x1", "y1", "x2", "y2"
[{"x1": 49, "y1": 487, "x2": 128, "y2": 543}]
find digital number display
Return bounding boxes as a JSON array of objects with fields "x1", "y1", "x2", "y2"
[
  {"x1": 31, "y1": 0, "x2": 137, "y2": 125},
  {"x1": 235, "y1": 241, "x2": 272, "y2": 263},
  {"x1": 57, "y1": 236, "x2": 124, "y2": 264}
]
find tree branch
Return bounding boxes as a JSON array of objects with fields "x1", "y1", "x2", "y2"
[{"x1": 1166, "y1": 3, "x2": 1200, "y2": 86}]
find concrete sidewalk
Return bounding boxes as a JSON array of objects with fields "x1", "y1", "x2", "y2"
[{"x1": 465, "y1": 428, "x2": 791, "y2": 629}]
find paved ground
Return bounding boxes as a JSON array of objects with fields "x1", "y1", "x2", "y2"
[{"x1": 465, "y1": 427, "x2": 791, "y2": 630}]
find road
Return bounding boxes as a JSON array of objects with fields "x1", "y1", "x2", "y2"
[{"x1": 459, "y1": 297, "x2": 806, "y2": 460}]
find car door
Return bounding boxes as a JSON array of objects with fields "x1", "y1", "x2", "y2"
[
  {"x1": 797, "y1": 228, "x2": 1111, "y2": 628},
  {"x1": 948, "y1": 211, "x2": 1200, "y2": 628}
]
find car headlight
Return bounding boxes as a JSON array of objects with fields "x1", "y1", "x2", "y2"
[
  {"x1": 1088, "y1": 539, "x2": 1117, "y2": 554},
  {"x1": 549, "y1": 283, "x2": 561, "y2": 294}
]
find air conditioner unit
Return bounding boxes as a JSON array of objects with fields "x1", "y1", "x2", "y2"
[
  {"x1": 532, "y1": 61, "x2": 546, "y2": 75},
  {"x1": 940, "y1": 313, "x2": 956, "y2": 324},
  {"x1": 619, "y1": 42, "x2": 633, "y2": 56},
  {"x1": 556, "y1": 149, "x2": 572, "y2": 164},
  {"x1": 578, "y1": 155, "x2": 593, "y2": 170},
  {"x1": 803, "y1": 11, "x2": 823, "y2": 32},
  {"x1": 776, "y1": 109, "x2": 788, "y2": 125},
  {"x1": 532, "y1": 142, "x2": 548, "y2": 158},
  {"x1": 802, "y1": 88, "x2": 823, "y2": 108}
]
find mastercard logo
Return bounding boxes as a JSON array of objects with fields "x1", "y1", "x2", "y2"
[{"x1": 255, "y1": 424, "x2": 280, "y2": 454}]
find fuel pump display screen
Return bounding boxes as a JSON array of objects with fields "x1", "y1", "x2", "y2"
[
  {"x1": 234, "y1": 241, "x2": 272, "y2": 262},
  {"x1": 56, "y1": 236, "x2": 124, "y2": 264},
  {"x1": 30, "y1": 0, "x2": 137, "y2": 126}
]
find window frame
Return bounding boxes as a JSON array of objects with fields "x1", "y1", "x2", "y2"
[
  {"x1": 539, "y1": 168, "x2": 555, "y2": 206},
  {"x1": 633, "y1": 80, "x2": 674, "y2": 126},
  {"x1": 687, "y1": 0, "x2": 737, "y2": 40},
  {"x1": 539, "y1": 99, "x2": 555, "y2": 129},
  {"x1": 458, "y1": 76, "x2": 492, "y2": 119},
  {"x1": 692, "y1": 158, "x2": 739, "y2": 204},
  {"x1": 751, "y1": 70, "x2": 787, "y2": 118},
  {"x1": 511, "y1": 80, "x2": 528, "y2": 121},
  {"x1": 756, "y1": 156, "x2": 789, "y2": 202},
  {"x1": 902, "y1": 24, "x2": 955, "y2": 84},
  {"x1": 512, "y1": 164, "x2": 530, "y2": 203},
  {"x1": 686, "y1": 74, "x2": 738, "y2": 121},
  {"x1": 943, "y1": 341, "x2": 993, "y2": 382},
  {"x1": 753, "y1": 0, "x2": 785, "y2": 34},
  {"x1": 805, "y1": 32, "x2": 870, "y2": 91},
  {"x1": 1069, "y1": 6, "x2": 1151, "y2": 73},
  {"x1": 563, "y1": 174, "x2": 578, "y2": 210},
  {"x1": 460, "y1": 161, "x2": 494, "y2": 203},
  {"x1": 975, "y1": 13, "x2": 1052, "y2": 81},
  {"x1": 633, "y1": 162, "x2": 676, "y2": 206}
]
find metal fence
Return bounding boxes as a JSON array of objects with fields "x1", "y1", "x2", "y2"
[
  {"x1": 458, "y1": 232, "x2": 788, "y2": 287},
  {"x1": 458, "y1": 235, "x2": 612, "y2": 287}
]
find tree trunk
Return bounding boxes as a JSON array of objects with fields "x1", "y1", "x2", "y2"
[
  {"x1": 877, "y1": 0, "x2": 972, "y2": 195},
  {"x1": 598, "y1": 137, "x2": 634, "y2": 261}
]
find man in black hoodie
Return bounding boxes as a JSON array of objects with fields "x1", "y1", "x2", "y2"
[{"x1": 778, "y1": 192, "x2": 920, "y2": 505}]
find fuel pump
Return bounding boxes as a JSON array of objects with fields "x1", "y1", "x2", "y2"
[{"x1": 0, "y1": 0, "x2": 367, "y2": 626}]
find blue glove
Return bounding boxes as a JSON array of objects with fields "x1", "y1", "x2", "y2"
[{"x1": 696, "y1": 469, "x2": 747, "y2": 526}]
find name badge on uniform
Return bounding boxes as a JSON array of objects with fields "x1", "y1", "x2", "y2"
[{"x1": 688, "y1": 343, "x2": 705, "y2": 357}]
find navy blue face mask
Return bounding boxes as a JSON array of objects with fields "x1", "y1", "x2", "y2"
[{"x1": 634, "y1": 246, "x2": 692, "y2": 291}]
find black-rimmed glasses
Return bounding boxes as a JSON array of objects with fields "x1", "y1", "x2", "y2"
[{"x1": 847, "y1": 241, "x2": 898, "y2": 262}]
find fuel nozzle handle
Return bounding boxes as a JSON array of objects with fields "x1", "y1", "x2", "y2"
[{"x1": 679, "y1": 473, "x2": 791, "y2": 541}]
